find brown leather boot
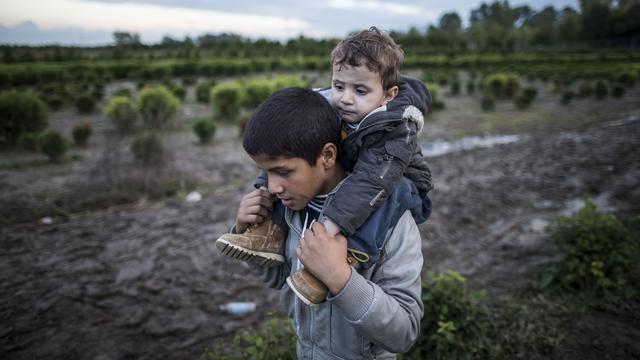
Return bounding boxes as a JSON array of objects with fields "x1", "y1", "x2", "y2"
[
  {"x1": 286, "y1": 250, "x2": 368, "y2": 306},
  {"x1": 216, "y1": 219, "x2": 285, "y2": 267},
  {"x1": 286, "y1": 268, "x2": 328, "y2": 307}
]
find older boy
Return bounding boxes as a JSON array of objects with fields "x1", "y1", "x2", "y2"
[
  {"x1": 218, "y1": 27, "x2": 432, "y2": 306},
  {"x1": 230, "y1": 87, "x2": 423, "y2": 358}
]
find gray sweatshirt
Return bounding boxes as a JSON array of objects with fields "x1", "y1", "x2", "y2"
[{"x1": 254, "y1": 188, "x2": 424, "y2": 359}]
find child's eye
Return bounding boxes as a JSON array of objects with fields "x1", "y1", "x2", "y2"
[
  {"x1": 356, "y1": 89, "x2": 368, "y2": 95},
  {"x1": 333, "y1": 84, "x2": 344, "y2": 91},
  {"x1": 275, "y1": 170, "x2": 291, "y2": 177}
]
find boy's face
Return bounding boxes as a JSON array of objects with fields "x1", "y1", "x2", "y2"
[
  {"x1": 330, "y1": 63, "x2": 398, "y2": 123},
  {"x1": 251, "y1": 153, "x2": 329, "y2": 211}
]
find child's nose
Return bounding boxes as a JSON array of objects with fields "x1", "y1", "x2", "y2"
[{"x1": 341, "y1": 92, "x2": 354, "y2": 105}]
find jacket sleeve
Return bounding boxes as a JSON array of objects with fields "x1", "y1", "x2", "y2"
[
  {"x1": 325, "y1": 120, "x2": 418, "y2": 235},
  {"x1": 328, "y1": 211, "x2": 424, "y2": 353}
]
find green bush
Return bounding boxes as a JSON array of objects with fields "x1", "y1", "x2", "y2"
[
  {"x1": 611, "y1": 84, "x2": 625, "y2": 98},
  {"x1": 242, "y1": 75, "x2": 308, "y2": 109},
  {"x1": 211, "y1": 82, "x2": 242, "y2": 122},
  {"x1": 105, "y1": 96, "x2": 138, "y2": 133},
  {"x1": 483, "y1": 73, "x2": 520, "y2": 98},
  {"x1": 112, "y1": 87, "x2": 132, "y2": 98},
  {"x1": 192, "y1": 117, "x2": 216, "y2": 144},
  {"x1": 171, "y1": 85, "x2": 186, "y2": 101},
  {"x1": 403, "y1": 271, "x2": 492, "y2": 359},
  {"x1": 540, "y1": 200, "x2": 638, "y2": 302},
  {"x1": 466, "y1": 81, "x2": 475, "y2": 95},
  {"x1": 72, "y1": 122, "x2": 92, "y2": 147},
  {"x1": 594, "y1": 80, "x2": 608, "y2": 100},
  {"x1": 577, "y1": 80, "x2": 593, "y2": 98},
  {"x1": 196, "y1": 80, "x2": 217, "y2": 103},
  {"x1": 450, "y1": 80, "x2": 461, "y2": 95},
  {"x1": 514, "y1": 94, "x2": 532, "y2": 110},
  {"x1": 481, "y1": 95, "x2": 495, "y2": 111},
  {"x1": 75, "y1": 94, "x2": 95, "y2": 114},
  {"x1": 18, "y1": 132, "x2": 44, "y2": 152},
  {"x1": 131, "y1": 131, "x2": 164, "y2": 166},
  {"x1": 0, "y1": 91, "x2": 48, "y2": 145},
  {"x1": 202, "y1": 317, "x2": 295, "y2": 360},
  {"x1": 45, "y1": 93, "x2": 65, "y2": 111},
  {"x1": 137, "y1": 85, "x2": 180, "y2": 129},
  {"x1": 41, "y1": 131, "x2": 69, "y2": 161},
  {"x1": 426, "y1": 83, "x2": 445, "y2": 111},
  {"x1": 522, "y1": 86, "x2": 538, "y2": 102},
  {"x1": 561, "y1": 90, "x2": 575, "y2": 105}
]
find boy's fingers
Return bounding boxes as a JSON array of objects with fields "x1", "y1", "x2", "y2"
[{"x1": 311, "y1": 222, "x2": 327, "y2": 237}]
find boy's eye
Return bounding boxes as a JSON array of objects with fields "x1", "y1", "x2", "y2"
[
  {"x1": 356, "y1": 88, "x2": 368, "y2": 95},
  {"x1": 275, "y1": 170, "x2": 291, "y2": 177},
  {"x1": 333, "y1": 84, "x2": 344, "y2": 91}
]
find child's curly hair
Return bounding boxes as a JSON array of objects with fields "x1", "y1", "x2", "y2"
[{"x1": 330, "y1": 26, "x2": 404, "y2": 90}]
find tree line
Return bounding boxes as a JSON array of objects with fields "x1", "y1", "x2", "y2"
[{"x1": 1, "y1": 0, "x2": 639, "y2": 63}]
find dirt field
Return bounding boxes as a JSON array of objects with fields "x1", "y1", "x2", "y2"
[{"x1": 1, "y1": 79, "x2": 639, "y2": 359}]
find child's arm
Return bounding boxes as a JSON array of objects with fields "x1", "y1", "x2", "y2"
[{"x1": 324, "y1": 119, "x2": 419, "y2": 236}]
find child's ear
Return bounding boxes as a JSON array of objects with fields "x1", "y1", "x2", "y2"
[{"x1": 383, "y1": 85, "x2": 399, "y2": 105}]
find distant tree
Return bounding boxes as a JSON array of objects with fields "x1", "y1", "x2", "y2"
[
  {"x1": 579, "y1": 0, "x2": 612, "y2": 46},
  {"x1": 525, "y1": 6, "x2": 558, "y2": 46},
  {"x1": 113, "y1": 31, "x2": 141, "y2": 46},
  {"x1": 558, "y1": 7, "x2": 582, "y2": 45}
]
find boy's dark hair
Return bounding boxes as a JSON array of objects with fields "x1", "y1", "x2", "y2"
[
  {"x1": 331, "y1": 26, "x2": 404, "y2": 90},
  {"x1": 243, "y1": 87, "x2": 340, "y2": 166}
]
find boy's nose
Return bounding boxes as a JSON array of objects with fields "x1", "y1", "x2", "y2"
[{"x1": 267, "y1": 178, "x2": 284, "y2": 195}]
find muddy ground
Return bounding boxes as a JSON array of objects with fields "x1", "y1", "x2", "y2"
[{"x1": 1, "y1": 80, "x2": 639, "y2": 359}]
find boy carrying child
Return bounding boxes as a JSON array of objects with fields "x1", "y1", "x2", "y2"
[{"x1": 217, "y1": 27, "x2": 432, "y2": 306}]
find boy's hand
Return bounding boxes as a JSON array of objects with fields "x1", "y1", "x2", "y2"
[
  {"x1": 235, "y1": 187, "x2": 275, "y2": 233},
  {"x1": 297, "y1": 222, "x2": 352, "y2": 295}
]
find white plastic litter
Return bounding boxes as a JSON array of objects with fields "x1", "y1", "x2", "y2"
[
  {"x1": 185, "y1": 191, "x2": 202, "y2": 202},
  {"x1": 41, "y1": 216, "x2": 54, "y2": 225},
  {"x1": 219, "y1": 302, "x2": 257, "y2": 316}
]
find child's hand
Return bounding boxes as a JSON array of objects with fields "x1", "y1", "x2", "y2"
[
  {"x1": 297, "y1": 221, "x2": 352, "y2": 296},
  {"x1": 235, "y1": 187, "x2": 275, "y2": 233}
]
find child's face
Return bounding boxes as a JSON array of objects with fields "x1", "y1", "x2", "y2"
[{"x1": 330, "y1": 63, "x2": 398, "y2": 123}]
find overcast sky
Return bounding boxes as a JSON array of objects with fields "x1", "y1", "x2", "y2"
[{"x1": 0, "y1": 0, "x2": 579, "y2": 46}]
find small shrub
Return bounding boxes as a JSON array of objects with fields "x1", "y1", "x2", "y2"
[
  {"x1": 72, "y1": 122, "x2": 92, "y2": 147},
  {"x1": 192, "y1": 117, "x2": 216, "y2": 144},
  {"x1": 41, "y1": 131, "x2": 69, "y2": 162},
  {"x1": 137, "y1": 85, "x2": 180, "y2": 129},
  {"x1": 481, "y1": 95, "x2": 495, "y2": 111},
  {"x1": 196, "y1": 80, "x2": 217, "y2": 103},
  {"x1": 594, "y1": 80, "x2": 608, "y2": 100},
  {"x1": 105, "y1": 96, "x2": 137, "y2": 133},
  {"x1": 483, "y1": 73, "x2": 520, "y2": 98},
  {"x1": 202, "y1": 317, "x2": 295, "y2": 360},
  {"x1": 404, "y1": 271, "x2": 492, "y2": 359},
  {"x1": 577, "y1": 80, "x2": 593, "y2": 98},
  {"x1": 611, "y1": 84, "x2": 625, "y2": 98},
  {"x1": 450, "y1": 80, "x2": 461, "y2": 95},
  {"x1": 171, "y1": 86, "x2": 186, "y2": 100},
  {"x1": 466, "y1": 81, "x2": 475, "y2": 95},
  {"x1": 75, "y1": 95, "x2": 95, "y2": 114},
  {"x1": 211, "y1": 82, "x2": 242, "y2": 122},
  {"x1": 45, "y1": 94, "x2": 65, "y2": 111},
  {"x1": 615, "y1": 70, "x2": 637, "y2": 87},
  {"x1": 522, "y1": 86, "x2": 538, "y2": 102},
  {"x1": 426, "y1": 83, "x2": 445, "y2": 111},
  {"x1": 514, "y1": 94, "x2": 532, "y2": 110},
  {"x1": 131, "y1": 131, "x2": 164, "y2": 166},
  {"x1": 112, "y1": 87, "x2": 132, "y2": 98},
  {"x1": 182, "y1": 76, "x2": 196, "y2": 86},
  {"x1": 540, "y1": 200, "x2": 638, "y2": 302},
  {"x1": 18, "y1": 132, "x2": 44, "y2": 152},
  {"x1": 0, "y1": 91, "x2": 48, "y2": 145},
  {"x1": 561, "y1": 90, "x2": 575, "y2": 105}
]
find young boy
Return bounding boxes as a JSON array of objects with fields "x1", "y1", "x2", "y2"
[{"x1": 217, "y1": 27, "x2": 432, "y2": 306}]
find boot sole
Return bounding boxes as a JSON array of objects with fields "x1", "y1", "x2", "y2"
[
  {"x1": 215, "y1": 238, "x2": 285, "y2": 267},
  {"x1": 286, "y1": 276, "x2": 323, "y2": 307}
]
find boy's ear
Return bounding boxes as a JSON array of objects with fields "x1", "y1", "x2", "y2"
[
  {"x1": 319, "y1": 143, "x2": 337, "y2": 169},
  {"x1": 383, "y1": 85, "x2": 399, "y2": 105}
]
